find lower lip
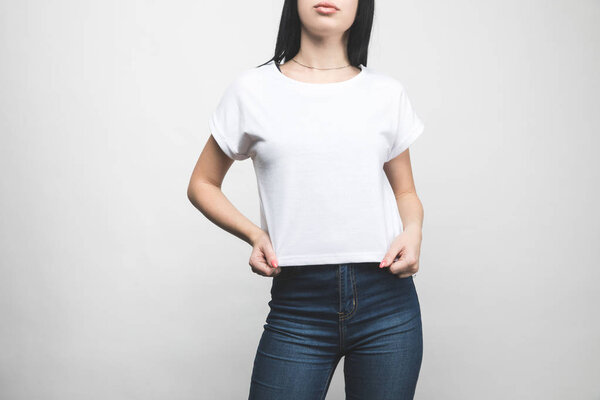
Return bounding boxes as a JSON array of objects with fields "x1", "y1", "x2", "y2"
[{"x1": 314, "y1": 6, "x2": 338, "y2": 15}]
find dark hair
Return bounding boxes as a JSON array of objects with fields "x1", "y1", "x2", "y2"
[{"x1": 257, "y1": 0, "x2": 374, "y2": 68}]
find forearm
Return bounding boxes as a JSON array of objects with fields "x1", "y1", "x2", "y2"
[
  {"x1": 395, "y1": 191, "x2": 424, "y2": 234},
  {"x1": 187, "y1": 181, "x2": 263, "y2": 246}
]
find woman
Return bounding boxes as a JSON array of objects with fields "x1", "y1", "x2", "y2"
[{"x1": 187, "y1": 0, "x2": 425, "y2": 398}]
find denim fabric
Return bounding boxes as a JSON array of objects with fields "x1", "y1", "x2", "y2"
[{"x1": 248, "y1": 262, "x2": 423, "y2": 400}]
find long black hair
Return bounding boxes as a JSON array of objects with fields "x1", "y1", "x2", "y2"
[{"x1": 258, "y1": 0, "x2": 374, "y2": 68}]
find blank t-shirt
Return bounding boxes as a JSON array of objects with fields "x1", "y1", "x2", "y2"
[{"x1": 209, "y1": 60, "x2": 424, "y2": 267}]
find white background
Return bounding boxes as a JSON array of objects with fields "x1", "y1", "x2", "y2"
[{"x1": 1, "y1": 0, "x2": 599, "y2": 398}]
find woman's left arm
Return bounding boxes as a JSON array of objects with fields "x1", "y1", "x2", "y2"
[{"x1": 380, "y1": 149, "x2": 424, "y2": 278}]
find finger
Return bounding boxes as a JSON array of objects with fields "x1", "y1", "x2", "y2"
[
  {"x1": 380, "y1": 245, "x2": 403, "y2": 268},
  {"x1": 396, "y1": 264, "x2": 418, "y2": 278},
  {"x1": 390, "y1": 255, "x2": 418, "y2": 277},
  {"x1": 262, "y1": 242, "x2": 279, "y2": 269},
  {"x1": 249, "y1": 253, "x2": 275, "y2": 277},
  {"x1": 251, "y1": 262, "x2": 279, "y2": 277},
  {"x1": 389, "y1": 256, "x2": 408, "y2": 274},
  {"x1": 253, "y1": 259, "x2": 281, "y2": 277}
]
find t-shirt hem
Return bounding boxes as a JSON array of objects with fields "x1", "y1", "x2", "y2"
[{"x1": 276, "y1": 252, "x2": 385, "y2": 267}]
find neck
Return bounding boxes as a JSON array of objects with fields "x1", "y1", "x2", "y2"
[{"x1": 293, "y1": 29, "x2": 351, "y2": 68}]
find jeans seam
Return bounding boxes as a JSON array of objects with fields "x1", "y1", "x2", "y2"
[
  {"x1": 337, "y1": 266, "x2": 344, "y2": 353},
  {"x1": 339, "y1": 265, "x2": 358, "y2": 321},
  {"x1": 337, "y1": 265, "x2": 342, "y2": 316}
]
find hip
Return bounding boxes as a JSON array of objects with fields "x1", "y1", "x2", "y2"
[{"x1": 267, "y1": 262, "x2": 421, "y2": 337}]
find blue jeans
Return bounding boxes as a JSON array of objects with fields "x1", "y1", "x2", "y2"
[{"x1": 248, "y1": 262, "x2": 423, "y2": 400}]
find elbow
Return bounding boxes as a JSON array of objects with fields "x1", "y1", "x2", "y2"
[
  {"x1": 187, "y1": 181, "x2": 198, "y2": 204},
  {"x1": 187, "y1": 186, "x2": 194, "y2": 203},
  {"x1": 187, "y1": 179, "x2": 219, "y2": 208}
]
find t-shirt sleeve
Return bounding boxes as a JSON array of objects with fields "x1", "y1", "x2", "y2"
[
  {"x1": 386, "y1": 84, "x2": 425, "y2": 162},
  {"x1": 208, "y1": 77, "x2": 252, "y2": 161}
]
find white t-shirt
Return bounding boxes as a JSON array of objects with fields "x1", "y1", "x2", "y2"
[{"x1": 209, "y1": 60, "x2": 424, "y2": 267}]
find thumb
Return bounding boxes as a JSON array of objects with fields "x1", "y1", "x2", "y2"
[
  {"x1": 380, "y1": 245, "x2": 401, "y2": 268},
  {"x1": 262, "y1": 242, "x2": 279, "y2": 269}
]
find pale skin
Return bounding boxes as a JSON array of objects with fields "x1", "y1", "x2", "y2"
[{"x1": 187, "y1": 0, "x2": 423, "y2": 279}]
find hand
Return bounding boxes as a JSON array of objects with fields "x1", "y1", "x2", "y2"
[
  {"x1": 380, "y1": 228, "x2": 422, "y2": 278},
  {"x1": 249, "y1": 230, "x2": 281, "y2": 278}
]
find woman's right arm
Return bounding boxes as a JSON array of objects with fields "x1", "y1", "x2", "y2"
[{"x1": 187, "y1": 134, "x2": 280, "y2": 277}]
